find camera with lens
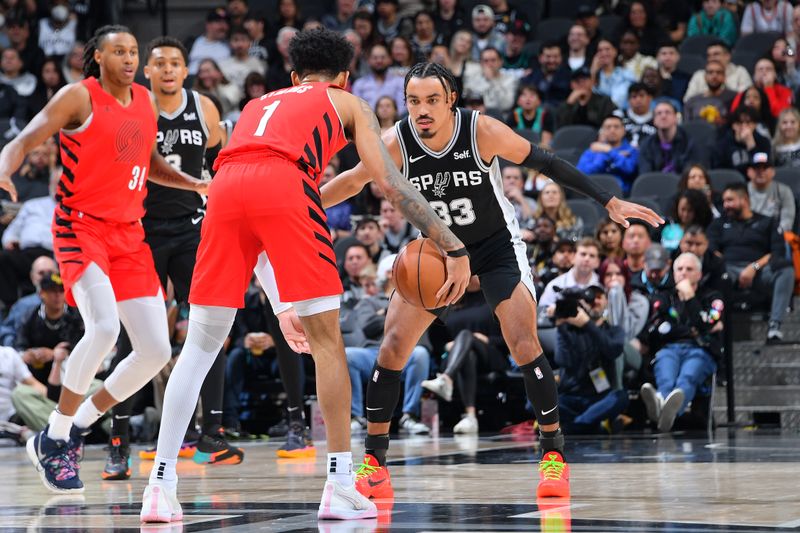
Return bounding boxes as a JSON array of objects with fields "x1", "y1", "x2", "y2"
[{"x1": 553, "y1": 285, "x2": 601, "y2": 319}]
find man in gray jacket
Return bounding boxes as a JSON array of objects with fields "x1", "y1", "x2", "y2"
[{"x1": 747, "y1": 152, "x2": 796, "y2": 232}]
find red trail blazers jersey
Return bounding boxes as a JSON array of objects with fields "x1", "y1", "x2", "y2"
[
  {"x1": 56, "y1": 77, "x2": 157, "y2": 222},
  {"x1": 214, "y1": 82, "x2": 347, "y2": 183}
]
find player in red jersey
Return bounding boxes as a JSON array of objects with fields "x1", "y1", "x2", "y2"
[
  {"x1": 140, "y1": 28, "x2": 470, "y2": 523},
  {"x1": 0, "y1": 25, "x2": 206, "y2": 494}
]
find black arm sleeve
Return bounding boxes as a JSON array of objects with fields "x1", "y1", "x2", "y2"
[
  {"x1": 204, "y1": 143, "x2": 222, "y2": 178},
  {"x1": 521, "y1": 144, "x2": 614, "y2": 206}
]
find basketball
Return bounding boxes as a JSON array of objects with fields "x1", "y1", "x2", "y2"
[{"x1": 393, "y1": 238, "x2": 448, "y2": 309}]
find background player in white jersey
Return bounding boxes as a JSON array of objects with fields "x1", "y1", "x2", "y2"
[{"x1": 322, "y1": 62, "x2": 663, "y2": 500}]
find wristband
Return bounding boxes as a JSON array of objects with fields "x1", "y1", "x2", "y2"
[{"x1": 446, "y1": 247, "x2": 469, "y2": 258}]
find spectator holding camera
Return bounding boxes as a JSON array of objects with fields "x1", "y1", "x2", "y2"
[
  {"x1": 539, "y1": 238, "x2": 601, "y2": 317},
  {"x1": 555, "y1": 284, "x2": 627, "y2": 434},
  {"x1": 707, "y1": 182, "x2": 794, "y2": 342},
  {"x1": 639, "y1": 252, "x2": 724, "y2": 432}
]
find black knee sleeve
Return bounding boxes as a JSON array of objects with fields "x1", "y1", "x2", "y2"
[
  {"x1": 520, "y1": 354, "x2": 560, "y2": 426},
  {"x1": 365, "y1": 364, "x2": 402, "y2": 423}
]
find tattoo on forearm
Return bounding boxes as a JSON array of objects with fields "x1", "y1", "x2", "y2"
[{"x1": 356, "y1": 100, "x2": 461, "y2": 250}]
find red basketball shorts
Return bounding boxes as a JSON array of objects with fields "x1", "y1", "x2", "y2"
[
  {"x1": 52, "y1": 206, "x2": 162, "y2": 306},
  {"x1": 189, "y1": 156, "x2": 342, "y2": 308}
]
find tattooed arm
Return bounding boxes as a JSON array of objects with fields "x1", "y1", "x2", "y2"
[{"x1": 329, "y1": 89, "x2": 470, "y2": 304}]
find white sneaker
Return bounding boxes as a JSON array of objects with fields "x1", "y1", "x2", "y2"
[
  {"x1": 658, "y1": 388, "x2": 685, "y2": 433},
  {"x1": 453, "y1": 414, "x2": 479, "y2": 434},
  {"x1": 640, "y1": 383, "x2": 662, "y2": 423},
  {"x1": 398, "y1": 414, "x2": 430, "y2": 434},
  {"x1": 421, "y1": 373, "x2": 453, "y2": 402},
  {"x1": 317, "y1": 480, "x2": 378, "y2": 520},
  {"x1": 140, "y1": 483, "x2": 183, "y2": 523},
  {"x1": 350, "y1": 417, "x2": 367, "y2": 433}
]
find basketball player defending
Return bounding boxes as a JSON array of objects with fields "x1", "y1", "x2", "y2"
[
  {"x1": 99, "y1": 36, "x2": 248, "y2": 480},
  {"x1": 321, "y1": 63, "x2": 664, "y2": 499},
  {"x1": 0, "y1": 26, "x2": 207, "y2": 493},
  {"x1": 139, "y1": 29, "x2": 470, "y2": 522}
]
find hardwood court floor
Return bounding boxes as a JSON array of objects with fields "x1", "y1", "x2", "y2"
[{"x1": 1, "y1": 430, "x2": 799, "y2": 532}]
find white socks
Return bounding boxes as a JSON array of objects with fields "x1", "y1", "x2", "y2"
[
  {"x1": 328, "y1": 452, "x2": 354, "y2": 487},
  {"x1": 47, "y1": 409, "x2": 73, "y2": 441},
  {"x1": 73, "y1": 397, "x2": 104, "y2": 430},
  {"x1": 148, "y1": 305, "x2": 235, "y2": 487},
  {"x1": 150, "y1": 456, "x2": 178, "y2": 489}
]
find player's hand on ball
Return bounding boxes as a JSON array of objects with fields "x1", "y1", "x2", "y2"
[
  {"x1": 436, "y1": 255, "x2": 471, "y2": 306},
  {"x1": 605, "y1": 197, "x2": 664, "y2": 228},
  {"x1": 277, "y1": 308, "x2": 310, "y2": 354}
]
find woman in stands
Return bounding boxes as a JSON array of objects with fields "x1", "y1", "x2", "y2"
[
  {"x1": 600, "y1": 257, "x2": 649, "y2": 390},
  {"x1": 661, "y1": 189, "x2": 714, "y2": 251},
  {"x1": 193, "y1": 58, "x2": 241, "y2": 118},
  {"x1": 533, "y1": 182, "x2": 584, "y2": 242},
  {"x1": 677, "y1": 163, "x2": 722, "y2": 217},
  {"x1": 590, "y1": 38, "x2": 636, "y2": 110},
  {"x1": 730, "y1": 85, "x2": 776, "y2": 136},
  {"x1": 773, "y1": 107, "x2": 800, "y2": 168},
  {"x1": 421, "y1": 299, "x2": 510, "y2": 435},
  {"x1": 595, "y1": 218, "x2": 626, "y2": 260},
  {"x1": 375, "y1": 96, "x2": 399, "y2": 133},
  {"x1": 506, "y1": 84, "x2": 554, "y2": 148}
]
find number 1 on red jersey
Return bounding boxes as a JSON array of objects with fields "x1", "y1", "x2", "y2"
[{"x1": 254, "y1": 100, "x2": 281, "y2": 137}]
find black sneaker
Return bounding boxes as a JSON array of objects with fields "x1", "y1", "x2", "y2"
[
  {"x1": 101, "y1": 437, "x2": 131, "y2": 480},
  {"x1": 267, "y1": 418, "x2": 289, "y2": 438},
  {"x1": 192, "y1": 429, "x2": 245, "y2": 465},
  {"x1": 276, "y1": 422, "x2": 315, "y2": 458}
]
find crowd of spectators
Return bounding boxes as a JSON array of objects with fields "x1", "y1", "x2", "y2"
[{"x1": 2, "y1": 0, "x2": 800, "y2": 440}]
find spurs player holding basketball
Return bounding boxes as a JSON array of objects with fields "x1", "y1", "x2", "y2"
[
  {"x1": 0, "y1": 25, "x2": 207, "y2": 493},
  {"x1": 139, "y1": 29, "x2": 469, "y2": 523},
  {"x1": 322, "y1": 62, "x2": 663, "y2": 499}
]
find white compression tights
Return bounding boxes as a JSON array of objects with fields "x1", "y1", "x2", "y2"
[
  {"x1": 63, "y1": 263, "x2": 172, "y2": 401},
  {"x1": 151, "y1": 304, "x2": 236, "y2": 486}
]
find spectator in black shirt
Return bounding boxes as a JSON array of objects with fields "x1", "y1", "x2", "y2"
[
  {"x1": 631, "y1": 243, "x2": 675, "y2": 296},
  {"x1": 707, "y1": 183, "x2": 794, "y2": 342},
  {"x1": 520, "y1": 41, "x2": 572, "y2": 108},
  {"x1": 614, "y1": 83, "x2": 656, "y2": 148},
  {"x1": 0, "y1": 80, "x2": 28, "y2": 126},
  {"x1": 433, "y1": 0, "x2": 467, "y2": 45},
  {"x1": 15, "y1": 273, "x2": 84, "y2": 403},
  {"x1": 639, "y1": 252, "x2": 723, "y2": 432},
  {"x1": 714, "y1": 106, "x2": 772, "y2": 175},
  {"x1": 639, "y1": 101, "x2": 708, "y2": 173},
  {"x1": 555, "y1": 284, "x2": 627, "y2": 434},
  {"x1": 676, "y1": 225, "x2": 728, "y2": 293},
  {"x1": 556, "y1": 66, "x2": 616, "y2": 128},
  {"x1": 266, "y1": 26, "x2": 297, "y2": 92},
  {"x1": 5, "y1": 18, "x2": 45, "y2": 80}
]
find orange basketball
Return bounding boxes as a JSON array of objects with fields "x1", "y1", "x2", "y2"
[{"x1": 393, "y1": 238, "x2": 448, "y2": 309}]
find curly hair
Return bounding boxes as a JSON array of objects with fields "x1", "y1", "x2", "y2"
[
  {"x1": 673, "y1": 189, "x2": 713, "y2": 229},
  {"x1": 288, "y1": 27, "x2": 354, "y2": 80},
  {"x1": 83, "y1": 25, "x2": 133, "y2": 79},
  {"x1": 146, "y1": 36, "x2": 189, "y2": 65}
]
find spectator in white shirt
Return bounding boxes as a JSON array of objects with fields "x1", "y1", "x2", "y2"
[{"x1": 188, "y1": 8, "x2": 232, "y2": 75}]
